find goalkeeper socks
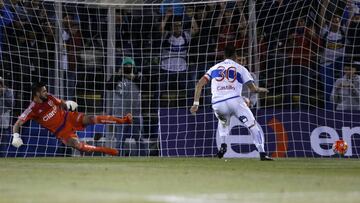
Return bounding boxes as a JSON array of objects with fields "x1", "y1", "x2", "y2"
[
  {"x1": 92, "y1": 114, "x2": 132, "y2": 124},
  {"x1": 78, "y1": 142, "x2": 119, "y2": 156}
]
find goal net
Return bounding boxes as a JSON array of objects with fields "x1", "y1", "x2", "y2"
[{"x1": 0, "y1": 0, "x2": 359, "y2": 157}]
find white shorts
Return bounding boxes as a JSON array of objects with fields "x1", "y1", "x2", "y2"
[{"x1": 212, "y1": 96, "x2": 256, "y2": 128}]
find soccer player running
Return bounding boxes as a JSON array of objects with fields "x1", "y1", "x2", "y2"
[
  {"x1": 190, "y1": 45, "x2": 273, "y2": 161},
  {"x1": 11, "y1": 82, "x2": 133, "y2": 156}
]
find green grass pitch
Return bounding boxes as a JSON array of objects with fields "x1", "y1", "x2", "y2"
[{"x1": 0, "y1": 158, "x2": 359, "y2": 203}]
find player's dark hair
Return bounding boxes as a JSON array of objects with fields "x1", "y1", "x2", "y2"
[
  {"x1": 224, "y1": 45, "x2": 236, "y2": 58},
  {"x1": 236, "y1": 49, "x2": 248, "y2": 58},
  {"x1": 172, "y1": 17, "x2": 183, "y2": 25},
  {"x1": 0, "y1": 77, "x2": 4, "y2": 88},
  {"x1": 343, "y1": 57, "x2": 356, "y2": 70},
  {"x1": 344, "y1": 63, "x2": 353, "y2": 69},
  {"x1": 31, "y1": 81, "x2": 46, "y2": 99}
]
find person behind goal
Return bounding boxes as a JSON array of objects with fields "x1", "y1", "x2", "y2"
[
  {"x1": 190, "y1": 45, "x2": 273, "y2": 161},
  {"x1": 11, "y1": 82, "x2": 133, "y2": 156}
]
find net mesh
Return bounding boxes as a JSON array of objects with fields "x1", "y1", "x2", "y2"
[{"x1": 0, "y1": 0, "x2": 359, "y2": 157}]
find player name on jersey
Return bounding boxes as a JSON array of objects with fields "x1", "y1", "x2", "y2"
[{"x1": 217, "y1": 85, "x2": 235, "y2": 91}]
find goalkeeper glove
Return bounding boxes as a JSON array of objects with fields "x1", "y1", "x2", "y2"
[
  {"x1": 65, "y1": 100, "x2": 78, "y2": 111},
  {"x1": 12, "y1": 133, "x2": 23, "y2": 148}
]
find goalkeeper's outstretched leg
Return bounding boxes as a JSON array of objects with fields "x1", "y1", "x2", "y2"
[
  {"x1": 83, "y1": 113, "x2": 133, "y2": 126},
  {"x1": 65, "y1": 136, "x2": 119, "y2": 156},
  {"x1": 57, "y1": 113, "x2": 133, "y2": 156}
]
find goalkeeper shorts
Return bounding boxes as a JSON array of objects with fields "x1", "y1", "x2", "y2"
[{"x1": 54, "y1": 111, "x2": 85, "y2": 144}]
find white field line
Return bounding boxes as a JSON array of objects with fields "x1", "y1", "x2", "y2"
[{"x1": 146, "y1": 192, "x2": 360, "y2": 203}]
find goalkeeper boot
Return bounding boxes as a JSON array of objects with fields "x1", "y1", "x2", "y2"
[
  {"x1": 260, "y1": 152, "x2": 273, "y2": 161},
  {"x1": 217, "y1": 143, "x2": 227, "y2": 159},
  {"x1": 102, "y1": 148, "x2": 119, "y2": 156},
  {"x1": 124, "y1": 113, "x2": 133, "y2": 124}
]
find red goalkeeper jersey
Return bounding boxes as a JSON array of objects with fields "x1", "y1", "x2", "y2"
[{"x1": 19, "y1": 95, "x2": 66, "y2": 133}]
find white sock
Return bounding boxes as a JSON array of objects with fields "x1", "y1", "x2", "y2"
[
  {"x1": 218, "y1": 120, "x2": 229, "y2": 144},
  {"x1": 249, "y1": 122, "x2": 265, "y2": 153},
  {"x1": 221, "y1": 135, "x2": 226, "y2": 143}
]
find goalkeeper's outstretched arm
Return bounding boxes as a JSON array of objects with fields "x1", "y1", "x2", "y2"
[
  {"x1": 13, "y1": 119, "x2": 25, "y2": 134},
  {"x1": 58, "y1": 98, "x2": 77, "y2": 111},
  {"x1": 12, "y1": 119, "x2": 25, "y2": 148},
  {"x1": 190, "y1": 76, "x2": 209, "y2": 115}
]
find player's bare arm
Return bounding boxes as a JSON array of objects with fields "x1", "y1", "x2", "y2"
[
  {"x1": 13, "y1": 119, "x2": 25, "y2": 134},
  {"x1": 12, "y1": 119, "x2": 25, "y2": 147},
  {"x1": 243, "y1": 97, "x2": 251, "y2": 107},
  {"x1": 190, "y1": 76, "x2": 209, "y2": 115},
  {"x1": 60, "y1": 99, "x2": 68, "y2": 110},
  {"x1": 246, "y1": 82, "x2": 269, "y2": 94}
]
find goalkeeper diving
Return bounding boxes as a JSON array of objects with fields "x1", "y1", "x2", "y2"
[
  {"x1": 190, "y1": 45, "x2": 273, "y2": 161},
  {"x1": 12, "y1": 82, "x2": 132, "y2": 156}
]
